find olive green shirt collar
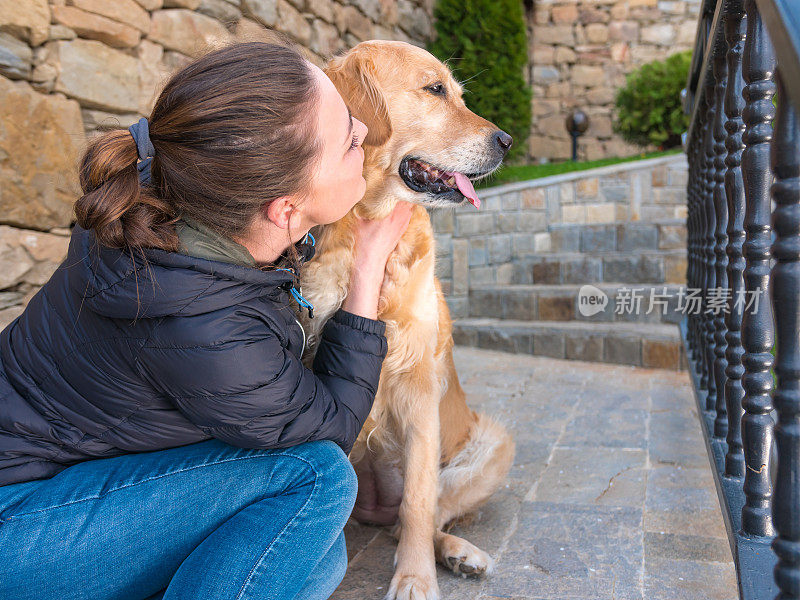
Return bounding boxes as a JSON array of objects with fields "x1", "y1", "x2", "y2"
[{"x1": 176, "y1": 215, "x2": 257, "y2": 268}]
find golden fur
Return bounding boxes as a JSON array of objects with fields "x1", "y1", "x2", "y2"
[{"x1": 297, "y1": 40, "x2": 516, "y2": 600}]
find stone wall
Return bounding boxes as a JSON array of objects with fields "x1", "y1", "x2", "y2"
[
  {"x1": 0, "y1": 0, "x2": 434, "y2": 328},
  {"x1": 524, "y1": 0, "x2": 700, "y2": 162},
  {"x1": 432, "y1": 154, "x2": 688, "y2": 318}
]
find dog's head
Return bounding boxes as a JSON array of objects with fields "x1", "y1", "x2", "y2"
[{"x1": 324, "y1": 40, "x2": 512, "y2": 215}]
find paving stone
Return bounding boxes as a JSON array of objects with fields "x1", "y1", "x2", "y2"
[
  {"x1": 644, "y1": 531, "x2": 733, "y2": 563},
  {"x1": 486, "y1": 502, "x2": 644, "y2": 600},
  {"x1": 531, "y1": 447, "x2": 647, "y2": 507},
  {"x1": 643, "y1": 557, "x2": 737, "y2": 600}
]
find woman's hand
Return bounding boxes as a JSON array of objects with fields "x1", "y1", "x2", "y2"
[{"x1": 342, "y1": 201, "x2": 415, "y2": 320}]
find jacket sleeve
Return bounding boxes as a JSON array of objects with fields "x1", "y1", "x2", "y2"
[{"x1": 136, "y1": 308, "x2": 387, "y2": 455}]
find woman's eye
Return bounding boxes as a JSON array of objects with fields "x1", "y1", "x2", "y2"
[
  {"x1": 349, "y1": 133, "x2": 359, "y2": 150},
  {"x1": 426, "y1": 83, "x2": 445, "y2": 96}
]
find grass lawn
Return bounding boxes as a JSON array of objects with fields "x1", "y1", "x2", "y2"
[{"x1": 474, "y1": 148, "x2": 683, "y2": 190}]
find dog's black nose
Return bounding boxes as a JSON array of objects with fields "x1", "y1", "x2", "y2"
[{"x1": 493, "y1": 130, "x2": 513, "y2": 154}]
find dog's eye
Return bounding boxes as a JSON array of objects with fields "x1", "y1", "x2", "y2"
[{"x1": 425, "y1": 83, "x2": 446, "y2": 97}]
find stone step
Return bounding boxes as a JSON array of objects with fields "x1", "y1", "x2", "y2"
[
  {"x1": 545, "y1": 219, "x2": 686, "y2": 254},
  {"x1": 511, "y1": 249, "x2": 687, "y2": 285},
  {"x1": 452, "y1": 318, "x2": 685, "y2": 370},
  {"x1": 469, "y1": 283, "x2": 686, "y2": 325}
]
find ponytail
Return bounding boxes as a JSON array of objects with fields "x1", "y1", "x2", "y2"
[{"x1": 75, "y1": 129, "x2": 179, "y2": 252}]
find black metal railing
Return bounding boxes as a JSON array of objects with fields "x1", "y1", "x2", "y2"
[{"x1": 681, "y1": 0, "x2": 800, "y2": 598}]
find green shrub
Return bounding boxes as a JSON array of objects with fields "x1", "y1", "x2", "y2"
[
  {"x1": 614, "y1": 50, "x2": 692, "y2": 149},
  {"x1": 427, "y1": 0, "x2": 532, "y2": 163}
]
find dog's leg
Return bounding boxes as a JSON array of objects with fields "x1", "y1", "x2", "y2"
[{"x1": 384, "y1": 368, "x2": 442, "y2": 600}]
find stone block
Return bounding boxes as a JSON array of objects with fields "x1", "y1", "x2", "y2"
[
  {"x1": 496, "y1": 262, "x2": 514, "y2": 285},
  {"x1": 445, "y1": 296, "x2": 468, "y2": 320},
  {"x1": 0, "y1": 32, "x2": 32, "y2": 80},
  {"x1": 451, "y1": 322, "x2": 476, "y2": 345},
  {"x1": 617, "y1": 223, "x2": 658, "y2": 251},
  {"x1": 457, "y1": 213, "x2": 494, "y2": 236},
  {"x1": 534, "y1": 232, "x2": 551, "y2": 252},
  {"x1": 533, "y1": 24, "x2": 574, "y2": 45},
  {"x1": 513, "y1": 259, "x2": 535, "y2": 285},
  {"x1": 551, "y1": 4, "x2": 578, "y2": 22},
  {"x1": 469, "y1": 265, "x2": 495, "y2": 286},
  {"x1": 478, "y1": 328, "x2": 532, "y2": 354},
  {"x1": 149, "y1": 9, "x2": 232, "y2": 56},
  {"x1": 469, "y1": 288, "x2": 502, "y2": 318},
  {"x1": 0, "y1": 0, "x2": 49, "y2": 46},
  {"x1": 242, "y1": 0, "x2": 278, "y2": 26},
  {"x1": 276, "y1": 0, "x2": 312, "y2": 44},
  {"x1": 164, "y1": 0, "x2": 201, "y2": 7},
  {"x1": 533, "y1": 65, "x2": 560, "y2": 85},
  {"x1": 520, "y1": 187, "x2": 545, "y2": 209},
  {"x1": 551, "y1": 225, "x2": 580, "y2": 252},
  {"x1": 468, "y1": 238, "x2": 486, "y2": 266},
  {"x1": 665, "y1": 254, "x2": 687, "y2": 284},
  {"x1": 0, "y1": 77, "x2": 84, "y2": 229},
  {"x1": 538, "y1": 294, "x2": 574, "y2": 321},
  {"x1": 604, "y1": 255, "x2": 665, "y2": 283},
  {"x1": 135, "y1": 0, "x2": 164, "y2": 9},
  {"x1": 452, "y1": 239, "x2": 468, "y2": 295},
  {"x1": 554, "y1": 45, "x2": 576, "y2": 64},
  {"x1": 563, "y1": 257, "x2": 601, "y2": 284},
  {"x1": 488, "y1": 235, "x2": 512, "y2": 264},
  {"x1": 48, "y1": 39, "x2": 139, "y2": 112},
  {"x1": 580, "y1": 225, "x2": 616, "y2": 252},
  {"x1": 342, "y1": 3, "x2": 372, "y2": 40},
  {"x1": 643, "y1": 338, "x2": 681, "y2": 370},
  {"x1": 52, "y1": 6, "x2": 141, "y2": 48},
  {"x1": 500, "y1": 192, "x2": 520, "y2": 210},
  {"x1": 532, "y1": 260, "x2": 561, "y2": 284},
  {"x1": 533, "y1": 330, "x2": 565, "y2": 358},
  {"x1": 503, "y1": 289, "x2": 536, "y2": 321},
  {"x1": 70, "y1": 0, "x2": 151, "y2": 33},
  {"x1": 307, "y1": 0, "x2": 335, "y2": 23},
  {"x1": 604, "y1": 334, "x2": 641, "y2": 365},
  {"x1": 571, "y1": 64, "x2": 605, "y2": 87},
  {"x1": 642, "y1": 23, "x2": 675, "y2": 45},
  {"x1": 197, "y1": 0, "x2": 243, "y2": 25},
  {"x1": 658, "y1": 224, "x2": 686, "y2": 249},
  {"x1": 561, "y1": 204, "x2": 585, "y2": 224},
  {"x1": 577, "y1": 177, "x2": 599, "y2": 198},
  {"x1": 431, "y1": 209, "x2": 454, "y2": 234},
  {"x1": 565, "y1": 333, "x2": 604, "y2": 362},
  {"x1": 585, "y1": 23, "x2": 608, "y2": 43},
  {"x1": 586, "y1": 202, "x2": 616, "y2": 223}
]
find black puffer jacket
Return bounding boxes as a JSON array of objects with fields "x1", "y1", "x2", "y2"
[{"x1": 0, "y1": 223, "x2": 388, "y2": 487}]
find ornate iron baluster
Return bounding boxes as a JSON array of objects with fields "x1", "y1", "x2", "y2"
[
  {"x1": 770, "y1": 68, "x2": 800, "y2": 599},
  {"x1": 723, "y1": 0, "x2": 747, "y2": 478},
  {"x1": 740, "y1": 0, "x2": 775, "y2": 538},
  {"x1": 713, "y1": 37, "x2": 730, "y2": 440},
  {"x1": 705, "y1": 77, "x2": 719, "y2": 411}
]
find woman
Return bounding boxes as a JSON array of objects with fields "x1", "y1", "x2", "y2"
[{"x1": 0, "y1": 41, "x2": 413, "y2": 600}]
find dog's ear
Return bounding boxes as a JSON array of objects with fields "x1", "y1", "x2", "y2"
[{"x1": 324, "y1": 52, "x2": 392, "y2": 147}]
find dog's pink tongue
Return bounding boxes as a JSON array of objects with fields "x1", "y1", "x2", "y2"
[{"x1": 450, "y1": 172, "x2": 481, "y2": 209}]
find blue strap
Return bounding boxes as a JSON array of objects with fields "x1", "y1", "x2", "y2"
[{"x1": 276, "y1": 266, "x2": 315, "y2": 319}]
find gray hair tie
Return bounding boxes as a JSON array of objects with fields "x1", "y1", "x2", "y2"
[{"x1": 128, "y1": 117, "x2": 155, "y2": 185}]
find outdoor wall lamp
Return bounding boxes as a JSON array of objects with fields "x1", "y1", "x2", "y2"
[{"x1": 565, "y1": 109, "x2": 589, "y2": 162}]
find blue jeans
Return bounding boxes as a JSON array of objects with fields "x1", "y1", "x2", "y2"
[{"x1": 0, "y1": 438, "x2": 358, "y2": 600}]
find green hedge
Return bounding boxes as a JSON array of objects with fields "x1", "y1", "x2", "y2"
[
  {"x1": 614, "y1": 50, "x2": 692, "y2": 149},
  {"x1": 427, "y1": 0, "x2": 532, "y2": 163}
]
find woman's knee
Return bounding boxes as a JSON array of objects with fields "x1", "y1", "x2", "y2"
[{"x1": 284, "y1": 440, "x2": 357, "y2": 518}]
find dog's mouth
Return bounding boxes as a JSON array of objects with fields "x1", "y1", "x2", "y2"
[{"x1": 399, "y1": 157, "x2": 483, "y2": 209}]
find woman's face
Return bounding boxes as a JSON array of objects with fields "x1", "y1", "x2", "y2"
[{"x1": 301, "y1": 61, "x2": 368, "y2": 227}]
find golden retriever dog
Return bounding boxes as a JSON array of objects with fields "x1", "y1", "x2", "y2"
[{"x1": 296, "y1": 40, "x2": 516, "y2": 600}]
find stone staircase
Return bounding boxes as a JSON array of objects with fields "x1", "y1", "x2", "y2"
[{"x1": 450, "y1": 219, "x2": 688, "y2": 370}]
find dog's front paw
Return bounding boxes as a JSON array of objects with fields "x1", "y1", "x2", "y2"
[
  {"x1": 383, "y1": 571, "x2": 440, "y2": 600},
  {"x1": 436, "y1": 532, "x2": 495, "y2": 578}
]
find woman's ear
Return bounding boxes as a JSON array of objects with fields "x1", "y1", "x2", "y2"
[
  {"x1": 265, "y1": 197, "x2": 296, "y2": 230},
  {"x1": 325, "y1": 51, "x2": 392, "y2": 147}
]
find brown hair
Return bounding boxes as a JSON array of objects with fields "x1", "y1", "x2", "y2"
[{"x1": 75, "y1": 40, "x2": 322, "y2": 269}]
